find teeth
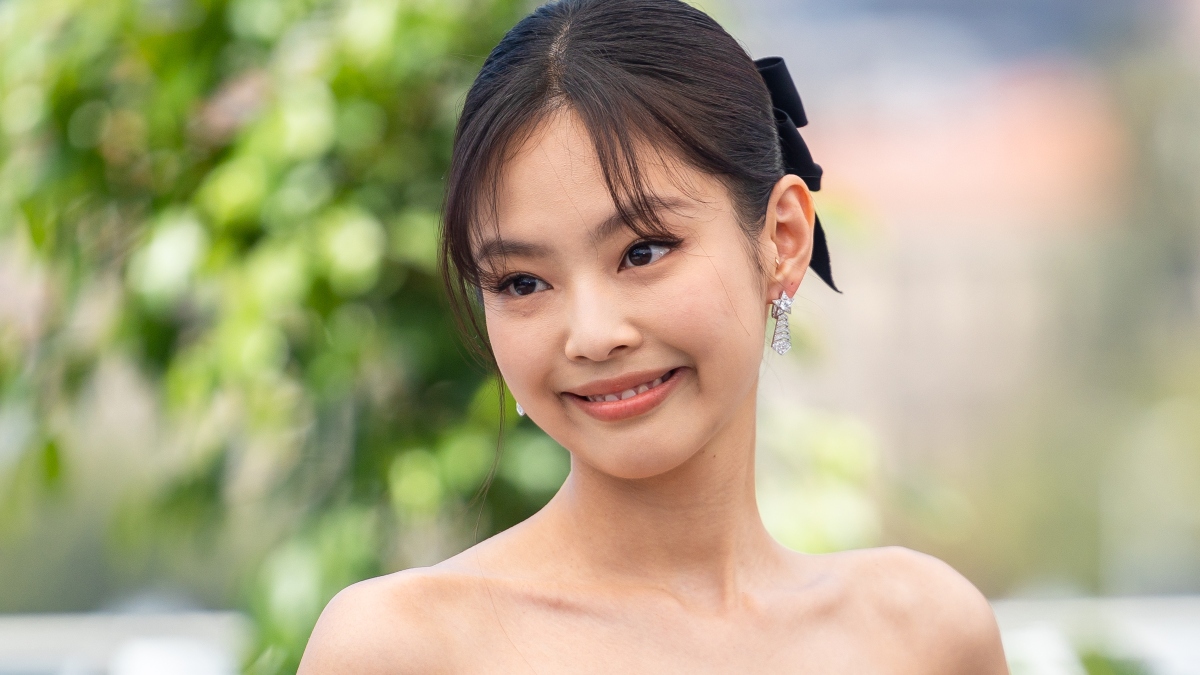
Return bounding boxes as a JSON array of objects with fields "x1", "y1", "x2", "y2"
[{"x1": 584, "y1": 371, "x2": 672, "y2": 403}]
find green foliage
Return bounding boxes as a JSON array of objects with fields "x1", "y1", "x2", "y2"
[
  {"x1": 756, "y1": 404, "x2": 881, "y2": 553},
  {"x1": 1080, "y1": 652, "x2": 1151, "y2": 675},
  {"x1": 0, "y1": 0, "x2": 568, "y2": 669}
]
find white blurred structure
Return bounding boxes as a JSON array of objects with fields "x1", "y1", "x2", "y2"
[
  {"x1": 995, "y1": 596, "x2": 1200, "y2": 675},
  {"x1": 0, "y1": 612, "x2": 248, "y2": 675}
]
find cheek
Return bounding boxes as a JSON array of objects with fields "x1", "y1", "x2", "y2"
[
  {"x1": 485, "y1": 305, "x2": 557, "y2": 396},
  {"x1": 661, "y1": 251, "x2": 767, "y2": 373}
]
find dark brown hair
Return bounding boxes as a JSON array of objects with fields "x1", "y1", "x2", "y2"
[{"x1": 439, "y1": 0, "x2": 785, "y2": 360}]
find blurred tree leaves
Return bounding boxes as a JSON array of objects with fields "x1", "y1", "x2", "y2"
[{"x1": 0, "y1": 0, "x2": 567, "y2": 670}]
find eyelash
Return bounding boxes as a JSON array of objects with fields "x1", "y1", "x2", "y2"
[
  {"x1": 493, "y1": 274, "x2": 548, "y2": 297},
  {"x1": 619, "y1": 238, "x2": 679, "y2": 270},
  {"x1": 491, "y1": 238, "x2": 681, "y2": 297}
]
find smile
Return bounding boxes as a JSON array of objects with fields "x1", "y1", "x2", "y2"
[
  {"x1": 583, "y1": 371, "x2": 672, "y2": 402},
  {"x1": 565, "y1": 368, "x2": 684, "y2": 422}
]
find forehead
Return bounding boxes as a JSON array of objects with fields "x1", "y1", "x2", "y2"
[
  {"x1": 486, "y1": 109, "x2": 725, "y2": 245},
  {"x1": 493, "y1": 109, "x2": 609, "y2": 234}
]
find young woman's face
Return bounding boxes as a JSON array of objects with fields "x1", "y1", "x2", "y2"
[{"x1": 478, "y1": 110, "x2": 773, "y2": 480}]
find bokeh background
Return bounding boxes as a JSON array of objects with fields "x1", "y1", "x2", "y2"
[{"x1": 0, "y1": 0, "x2": 1197, "y2": 673}]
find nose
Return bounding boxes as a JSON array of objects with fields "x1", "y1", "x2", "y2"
[{"x1": 563, "y1": 281, "x2": 642, "y2": 362}]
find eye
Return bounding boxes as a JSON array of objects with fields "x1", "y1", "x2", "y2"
[
  {"x1": 621, "y1": 242, "x2": 671, "y2": 269},
  {"x1": 499, "y1": 274, "x2": 550, "y2": 297}
]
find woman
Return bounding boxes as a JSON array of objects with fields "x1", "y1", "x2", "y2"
[{"x1": 300, "y1": 0, "x2": 1008, "y2": 672}]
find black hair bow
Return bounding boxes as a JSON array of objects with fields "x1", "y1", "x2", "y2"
[{"x1": 755, "y1": 57, "x2": 839, "y2": 293}]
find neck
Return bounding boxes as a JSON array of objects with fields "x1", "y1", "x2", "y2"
[{"x1": 534, "y1": 390, "x2": 785, "y2": 606}]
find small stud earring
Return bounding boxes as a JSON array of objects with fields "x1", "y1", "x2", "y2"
[
  {"x1": 516, "y1": 402, "x2": 525, "y2": 417},
  {"x1": 770, "y1": 289, "x2": 793, "y2": 355}
]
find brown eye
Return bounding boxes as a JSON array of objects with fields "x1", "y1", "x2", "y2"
[
  {"x1": 503, "y1": 274, "x2": 549, "y2": 297},
  {"x1": 622, "y1": 242, "x2": 670, "y2": 269}
]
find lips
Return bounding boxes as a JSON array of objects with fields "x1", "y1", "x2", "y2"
[
  {"x1": 582, "y1": 372, "x2": 671, "y2": 402},
  {"x1": 564, "y1": 368, "x2": 684, "y2": 422}
]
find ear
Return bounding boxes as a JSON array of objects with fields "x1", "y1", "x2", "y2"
[{"x1": 761, "y1": 174, "x2": 816, "y2": 301}]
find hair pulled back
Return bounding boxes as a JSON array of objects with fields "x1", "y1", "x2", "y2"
[{"x1": 440, "y1": 0, "x2": 786, "y2": 359}]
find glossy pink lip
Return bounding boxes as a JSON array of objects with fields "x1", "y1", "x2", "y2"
[{"x1": 564, "y1": 368, "x2": 685, "y2": 422}]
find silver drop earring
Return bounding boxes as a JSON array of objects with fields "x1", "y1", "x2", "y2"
[
  {"x1": 770, "y1": 289, "x2": 793, "y2": 355},
  {"x1": 515, "y1": 402, "x2": 525, "y2": 417}
]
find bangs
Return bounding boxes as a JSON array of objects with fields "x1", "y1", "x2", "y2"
[
  {"x1": 439, "y1": 0, "x2": 782, "y2": 363},
  {"x1": 466, "y1": 104, "x2": 719, "y2": 279}
]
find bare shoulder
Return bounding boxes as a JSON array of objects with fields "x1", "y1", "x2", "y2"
[
  {"x1": 298, "y1": 566, "x2": 485, "y2": 675},
  {"x1": 823, "y1": 546, "x2": 1008, "y2": 675},
  {"x1": 299, "y1": 520, "x2": 549, "y2": 674}
]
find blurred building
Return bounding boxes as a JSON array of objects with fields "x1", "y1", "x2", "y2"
[{"x1": 739, "y1": 0, "x2": 1200, "y2": 598}]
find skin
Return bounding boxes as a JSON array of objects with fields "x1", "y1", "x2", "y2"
[{"x1": 299, "y1": 109, "x2": 1010, "y2": 674}]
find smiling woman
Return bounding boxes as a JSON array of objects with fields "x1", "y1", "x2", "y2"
[{"x1": 298, "y1": 0, "x2": 1009, "y2": 673}]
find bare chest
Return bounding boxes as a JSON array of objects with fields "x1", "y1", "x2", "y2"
[{"x1": 440, "y1": 595, "x2": 921, "y2": 675}]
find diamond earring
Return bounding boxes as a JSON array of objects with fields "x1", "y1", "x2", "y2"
[
  {"x1": 770, "y1": 289, "x2": 793, "y2": 355},
  {"x1": 515, "y1": 402, "x2": 525, "y2": 417}
]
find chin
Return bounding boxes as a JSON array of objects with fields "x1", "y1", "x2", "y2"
[{"x1": 572, "y1": 433, "x2": 705, "y2": 481}]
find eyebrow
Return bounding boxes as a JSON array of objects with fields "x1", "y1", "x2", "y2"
[
  {"x1": 588, "y1": 196, "x2": 689, "y2": 246},
  {"x1": 474, "y1": 238, "x2": 551, "y2": 265},
  {"x1": 474, "y1": 195, "x2": 691, "y2": 265}
]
